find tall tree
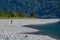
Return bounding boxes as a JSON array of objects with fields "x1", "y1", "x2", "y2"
[
  {"x1": 31, "y1": 12, "x2": 37, "y2": 18},
  {"x1": 0, "y1": 11, "x2": 2, "y2": 17},
  {"x1": 18, "y1": 12, "x2": 25, "y2": 17},
  {"x1": 5, "y1": 12, "x2": 11, "y2": 18},
  {"x1": 11, "y1": 12, "x2": 20, "y2": 18},
  {"x1": 0, "y1": 11, "x2": 5, "y2": 17}
]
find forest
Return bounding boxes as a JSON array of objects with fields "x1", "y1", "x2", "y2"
[{"x1": 0, "y1": 12, "x2": 37, "y2": 18}]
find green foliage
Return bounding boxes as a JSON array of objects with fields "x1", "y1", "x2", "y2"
[
  {"x1": 11, "y1": 12, "x2": 19, "y2": 17},
  {"x1": 0, "y1": 11, "x2": 37, "y2": 18},
  {"x1": 31, "y1": 12, "x2": 37, "y2": 17},
  {"x1": 0, "y1": 12, "x2": 5, "y2": 17},
  {"x1": 0, "y1": 12, "x2": 2, "y2": 17},
  {"x1": 18, "y1": 12, "x2": 26, "y2": 17},
  {"x1": 5, "y1": 12, "x2": 11, "y2": 18}
]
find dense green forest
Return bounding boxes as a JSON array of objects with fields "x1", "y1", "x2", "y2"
[{"x1": 0, "y1": 12, "x2": 37, "y2": 18}]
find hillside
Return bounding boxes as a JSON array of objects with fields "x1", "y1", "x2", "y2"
[{"x1": 0, "y1": 0, "x2": 60, "y2": 18}]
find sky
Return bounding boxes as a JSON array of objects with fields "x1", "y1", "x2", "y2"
[{"x1": 0, "y1": 0, "x2": 60, "y2": 18}]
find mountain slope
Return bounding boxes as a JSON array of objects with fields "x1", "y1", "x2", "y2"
[{"x1": 0, "y1": 0, "x2": 60, "y2": 18}]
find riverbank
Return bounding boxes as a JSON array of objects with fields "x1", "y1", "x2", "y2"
[{"x1": 0, "y1": 19, "x2": 59, "y2": 40}]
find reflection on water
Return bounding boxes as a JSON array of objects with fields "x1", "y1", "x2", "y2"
[{"x1": 22, "y1": 21, "x2": 60, "y2": 40}]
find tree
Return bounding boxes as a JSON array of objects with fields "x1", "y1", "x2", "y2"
[
  {"x1": 0, "y1": 11, "x2": 2, "y2": 17},
  {"x1": 31, "y1": 12, "x2": 37, "y2": 17},
  {"x1": 0, "y1": 11, "x2": 6, "y2": 17},
  {"x1": 5, "y1": 12, "x2": 11, "y2": 18},
  {"x1": 11, "y1": 12, "x2": 18, "y2": 17},
  {"x1": 18, "y1": 12, "x2": 25, "y2": 17}
]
